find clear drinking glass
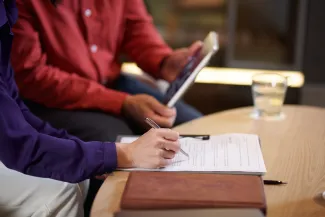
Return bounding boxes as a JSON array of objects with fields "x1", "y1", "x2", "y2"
[{"x1": 251, "y1": 73, "x2": 288, "y2": 118}]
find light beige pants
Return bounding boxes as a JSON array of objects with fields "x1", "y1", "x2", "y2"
[{"x1": 0, "y1": 162, "x2": 89, "y2": 217}]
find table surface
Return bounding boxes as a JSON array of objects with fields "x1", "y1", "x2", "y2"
[{"x1": 90, "y1": 105, "x2": 325, "y2": 217}]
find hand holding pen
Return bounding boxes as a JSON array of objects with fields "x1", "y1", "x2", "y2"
[
  {"x1": 145, "y1": 118, "x2": 189, "y2": 158},
  {"x1": 117, "y1": 127, "x2": 181, "y2": 169}
]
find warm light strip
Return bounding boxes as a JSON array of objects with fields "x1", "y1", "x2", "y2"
[{"x1": 121, "y1": 63, "x2": 304, "y2": 88}]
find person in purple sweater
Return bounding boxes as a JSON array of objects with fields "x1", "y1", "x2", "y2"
[{"x1": 0, "y1": 1, "x2": 180, "y2": 216}]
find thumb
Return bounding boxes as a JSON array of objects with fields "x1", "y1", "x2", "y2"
[
  {"x1": 147, "y1": 97, "x2": 176, "y2": 117},
  {"x1": 189, "y1": 40, "x2": 203, "y2": 55}
]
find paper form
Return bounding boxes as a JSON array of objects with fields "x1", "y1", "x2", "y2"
[{"x1": 117, "y1": 134, "x2": 266, "y2": 175}]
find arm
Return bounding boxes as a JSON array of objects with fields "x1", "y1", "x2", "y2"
[
  {"x1": 122, "y1": 0, "x2": 173, "y2": 78},
  {"x1": 0, "y1": 77, "x2": 117, "y2": 183},
  {"x1": 11, "y1": 1, "x2": 127, "y2": 115},
  {"x1": 20, "y1": 103, "x2": 77, "y2": 140},
  {"x1": 6, "y1": 69, "x2": 77, "y2": 140}
]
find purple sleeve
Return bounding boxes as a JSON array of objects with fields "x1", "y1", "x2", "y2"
[
  {"x1": 0, "y1": 77, "x2": 118, "y2": 183},
  {"x1": 8, "y1": 77, "x2": 79, "y2": 140}
]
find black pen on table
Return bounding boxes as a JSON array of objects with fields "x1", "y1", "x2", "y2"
[
  {"x1": 144, "y1": 118, "x2": 189, "y2": 158},
  {"x1": 263, "y1": 180, "x2": 287, "y2": 185}
]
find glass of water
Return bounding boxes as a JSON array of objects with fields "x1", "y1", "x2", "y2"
[{"x1": 251, "y1": 73, "x2": 288, "y2": 118}]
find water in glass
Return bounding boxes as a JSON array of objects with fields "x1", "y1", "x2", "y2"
[{"x1": 252, "y1": 73, "x2": 287, "y2": 117}]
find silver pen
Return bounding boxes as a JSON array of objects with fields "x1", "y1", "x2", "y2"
[{"x1": 144, "y1": 118, "x2": 189, "y2": 158}]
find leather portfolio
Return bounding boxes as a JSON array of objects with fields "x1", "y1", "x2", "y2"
[
  {"x1": 120, "y1": 172, "x2": 266, "y2": 213},
  {"x1": 115, "y1": 208, "x2": 265, "y2": 217}
]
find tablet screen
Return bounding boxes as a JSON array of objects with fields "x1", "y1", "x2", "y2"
[{"x1": 164, "y1": 47, "x2": 204, "y2": 104}]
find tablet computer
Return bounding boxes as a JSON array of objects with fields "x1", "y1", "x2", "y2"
[{"x1": 164, "y1": 31, "x2": 219, "y2": 107}]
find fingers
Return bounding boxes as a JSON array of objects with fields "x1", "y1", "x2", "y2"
[
  {"x1": 150, "y1": 114, "x2": 175, "y2": 128},
  {"x1": 159, "y1": 149, "x2": 176, "y2": 159},
  {"x1": 156, "y1": 128, "x2": 179, "y2": 140},
  {"x1": 148, "y1": 128, "x2": 181, "y2": 152},
  {"x1": 147, "y1": 96, "x2": 176, "y2": 117},
  {"x1": 189, "y1": 40, "x2": 203, "y2": 55},
  {"x1": 129, "y1": 128, "x2": 181, "y2": 169},
  {"x1": 178, "y1": 40, "x2": 203, "y2": 68},
  {"x1": 157, "y1": 159, "x2": 172, "y2": 168},
  {"x1": 154, "y1": 128, "x2": 181, "y2": 152},
  {"x1": 162, "y1": 140, "x2": 181, "y2": 153}
]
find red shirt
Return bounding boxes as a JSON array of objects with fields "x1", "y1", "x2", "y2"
[{"x1": 11, "y1": 0, "x2": 172, "y2": 114}]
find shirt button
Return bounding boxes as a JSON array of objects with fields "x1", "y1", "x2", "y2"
[
  {"x1": 90, "y1": 44, "x2": 98, "y2": 53},
  {"x1": 84, "y1": 9, "x2": 92, "y2": 17}
]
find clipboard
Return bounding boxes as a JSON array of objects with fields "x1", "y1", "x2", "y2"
[
  {"x1": 116, "y1": 134, "x2": 266, "y2": 175},
  {"x1": 116, "y1": 134, "x2": 210, "y2": 143}
]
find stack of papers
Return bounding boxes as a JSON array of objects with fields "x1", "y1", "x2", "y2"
[{"x1": 117, "y1": 134, "x2": 266, "y2": 175}]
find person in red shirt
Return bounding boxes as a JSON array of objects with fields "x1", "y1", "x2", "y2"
[{"x1": 11, "y1": 0, "x2": 203, "y2": 140}]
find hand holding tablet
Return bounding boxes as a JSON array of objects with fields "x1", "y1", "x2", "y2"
[
  {"x1": 160, "y1": 41, "x2": 204, "y2": 83},
  {"x1": 121, "y1": 32, "x2": 218, "y2": 128},
  {"x1": 164, "y1": 31, "x2": 219, "y2": 107}
]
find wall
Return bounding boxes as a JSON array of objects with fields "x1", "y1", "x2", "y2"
[
  {"x1": 300, "y1": 0, "x2": 325, "y2": 107},
  {"x1": 303, "y1": 0, "x2": 325, "y2": 84}
]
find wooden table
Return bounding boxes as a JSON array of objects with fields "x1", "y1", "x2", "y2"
[{"x1": 91, "y1": 105, "x2": 325, "y2": 217}]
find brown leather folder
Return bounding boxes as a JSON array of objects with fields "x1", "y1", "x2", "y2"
[{"x1": 120, "y1": 171, "x2": 266, "y2": 213}]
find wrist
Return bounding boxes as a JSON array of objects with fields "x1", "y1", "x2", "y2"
[
  {"x1": 115, "y1": 143, "x2": 133, "y2": 168},
  {"x1": 121, "y1": 95, "x2": 132, "y2": 116}
]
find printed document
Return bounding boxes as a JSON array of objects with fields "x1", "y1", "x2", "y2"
[{"x1": 117, "y1": 134, "x2": 266, "y2": 175}]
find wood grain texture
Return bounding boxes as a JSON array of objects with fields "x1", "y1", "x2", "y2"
[{"x1": 90, "y1": 105, "x2": 325, "y2": 217}]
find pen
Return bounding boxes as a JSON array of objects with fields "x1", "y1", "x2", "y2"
[
  {"x1": 321, "y1": 191, "x2": 325, "y2": 200},
  {"x1": 314, "y1": 191, "x2": 325, "y2": 201},
  {"x1": 181, "y1": 135, "x2": 210, "y2": 140},
  {"x1": 263, "y1": 180, "x2": 287, "y2": 185},
  {"x1": 144, "y1": 118, "x2": 189, "y2": 158}
]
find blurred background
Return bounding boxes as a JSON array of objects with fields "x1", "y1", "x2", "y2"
[{"x1": 125, "y1": 0, "x2": 325, "y2": 115}]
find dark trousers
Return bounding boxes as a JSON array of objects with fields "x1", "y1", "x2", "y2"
[{"x1": 25, "y1": 74, "x2": 203, "y2": 140}]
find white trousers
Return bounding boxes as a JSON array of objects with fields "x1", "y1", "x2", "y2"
[{"x1": 0, "y1": 162, "x2": 89, "y2": 217}]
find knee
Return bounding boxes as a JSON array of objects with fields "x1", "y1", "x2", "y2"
[
  {"x1": 47, "y1": 181, "x2": 88, "y2": 216},
  {"x1": 57, "y1": 181, "x2": 88, "y2": 201},
  {"x1": 174, "y1": 102, "x2": 203, "y2": 125}
]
